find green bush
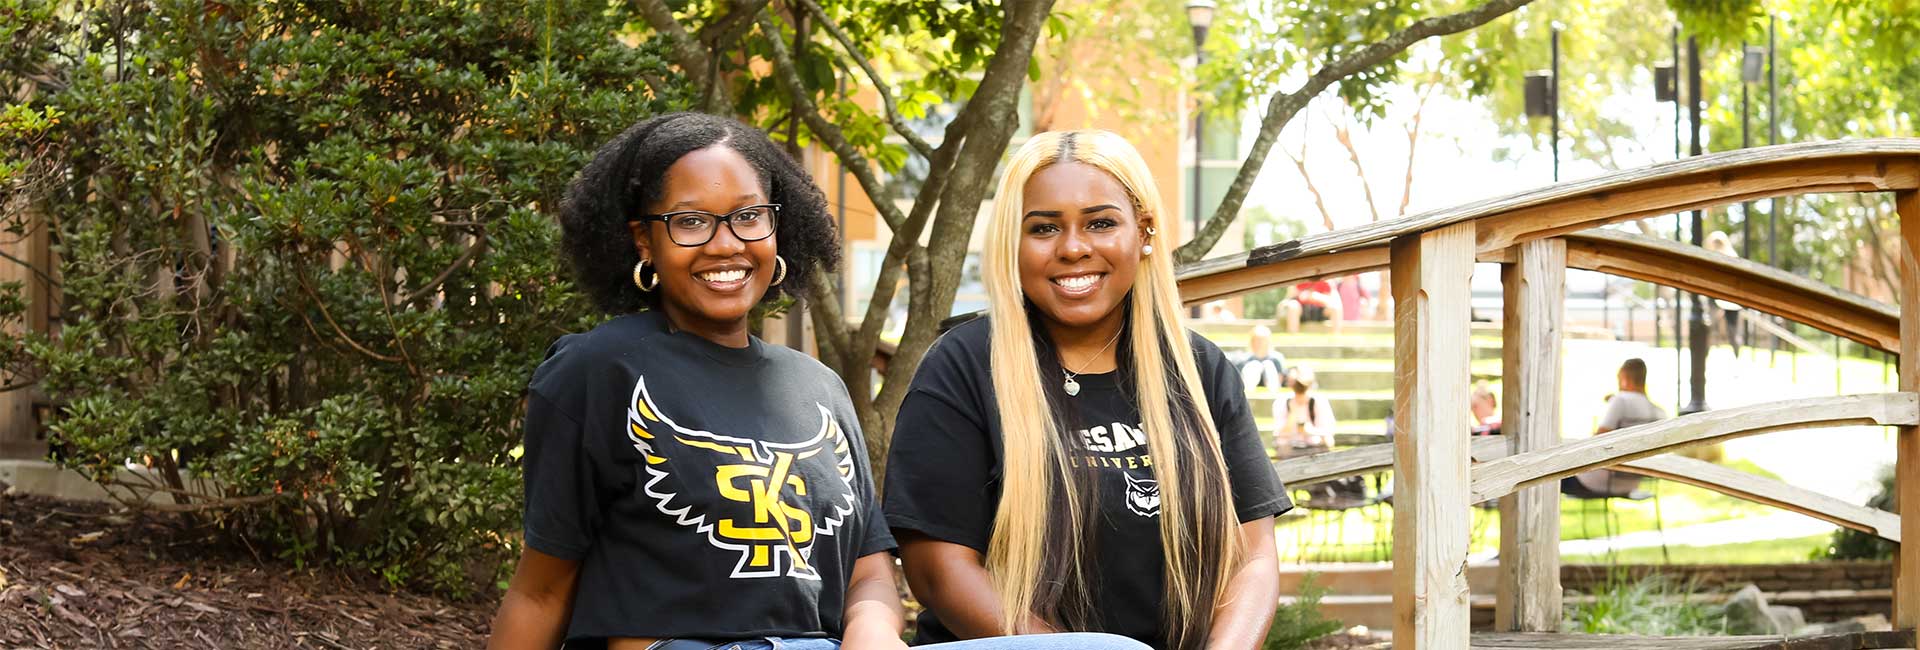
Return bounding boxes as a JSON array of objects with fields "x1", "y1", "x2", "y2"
[
  {"x1": 1565, "y1": 572, "x2": 1726, "y2": 636},
  {"x1": 5, "y1": 0, "x2": 682, "y2": 594},
  {"x1": 1264, "y1": 574, "x2": 1344, "y2": 650},
  {"x1": 1822, "y1": 464, "x2": 1895, "y2": 561}
]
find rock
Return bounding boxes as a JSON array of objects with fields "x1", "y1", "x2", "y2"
[
  {"x1": 1724, "y1": 585, "x2": 1775, "y2": 635},
  {"x1": 1852, "y1": 614, "x2": 1892, "y2": 632},
  {"x1": 1766, "y1": 605, "x2": 1805, "y2": 635},
  {"x1": 1794, "y1": 619, "x2": 1866, "y2": 637}
]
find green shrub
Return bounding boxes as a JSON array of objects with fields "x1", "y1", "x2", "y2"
[
  {"x1": 1565, "y1": 572, "x2": 1726, "y2": 636},
  {"x1": 5, "y1": 0, "x2": 682, "y2": 594},
  {"x1": 1265, "y1": 573, "x2": 1345, "y2": 650},
  {"x1": 1822, "y1": 464, "x2": 1894, "y2": 561}
]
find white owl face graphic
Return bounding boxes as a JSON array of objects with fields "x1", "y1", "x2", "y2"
[{"x1": 1123, "y1": 472, "x2": 1161, "y2": 518}]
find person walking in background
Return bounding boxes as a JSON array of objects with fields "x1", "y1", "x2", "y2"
[
  {"x1": 1334, "y1": 275, "x2": 1368, "y2": 323},
  {"x1": 1279, "y1": 280, "x2": 1343, "y2": 335},
  {"x1": 1238, "y1": 325, "x2": 1287, "y2": 390},
  {"x1": 1273, "y1": 366, "x2": 1336, "y2": 457},
  {"x1": 1704, "y1": 231, "x2": 1745, "y2": 356}
]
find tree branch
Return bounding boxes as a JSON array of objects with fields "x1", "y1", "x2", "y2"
[
  {"x1": 759, "y1": 12, "x2": 910, "y2": 233},
  {"x1": 795, "y1": 0, "x2": 935, "y2": 160},
  {"x1": 875, "y1": 0, "x2": 1058, "y2": 426},
  {"x1": 398, "y1": 234, "x2": 486, "y2": 305},
  {"x1": 1281, "y1": 136, "x2": 1337, "y2": 232},
  {"x1": 1330, "y1": 104, "x2": 1384, "y2": 223},
  {"x1": 630, "y1": 0, "x2": 730, "y2": 109},
  {"x1": 1175, "y1": 0, "x2": 1537, "y2": 263},
  {"x1": 1398, "y1": 75, "x2": 1438, "y2": 218}
]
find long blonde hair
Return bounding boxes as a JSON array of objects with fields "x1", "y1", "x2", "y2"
[{"x1": 982, "y1": 130, "x2": 1245, "y2": 649}]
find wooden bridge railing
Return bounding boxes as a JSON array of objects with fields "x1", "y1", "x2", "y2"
[{"x1": 1175, "y1": 138, "x2": 1920, "y2": 648}]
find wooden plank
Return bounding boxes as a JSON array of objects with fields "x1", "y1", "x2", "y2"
[
  {"x1": 1496, "y1": 239, "x2": 1564, "y2": 632},
  {"x1": 1391, "y1": 222, "x2": 1476, "y2": 650},
  {"x1": 1563, "y1": 229, "x2": 1898, "y2": 351},
  {"x1": 1272, "y1": 436, "x2": 1509, "y2": 487},
  {"x1": 1175, "y1": 139, "x2": 1920, "y2": 281},
  {"x1": 0, "y1": 202, "x2": 43, "y2": 461},
  {"x1": 1896, "y1": 188, "x2": 1920, "y2": 629},
  {"x1": 1470, "y1": 393, "x2": 1920, "y2": 503},
  {"x1": 1475, "y1": 157, "x2": 1920, "y2": 254},
  {"x1": 1615, "y1": 454, "x2": 1901, "y2": 542},
  {"x1": 1458, "y1": 630, "x2": 1916, "y2": 649},
  {"x1": 1174, "y1": 229, "x2": 1899, "y2": 354},
  {"x1": 1177, "y1": 246, "x2": 1387, "y2": 306}
]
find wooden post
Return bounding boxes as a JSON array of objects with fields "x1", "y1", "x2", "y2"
[
  {"x1": 1495, "y1": 238, "x2": 1565, "y2": 632},
  {"x1": 1391, "y1": 222, "x2": 1476, "y2": 648},
  {"x1": 0, "y1": 202, "x2": 47, "y2": 461},
  {"x1": 1896, "y1": 189, "x2": 1920, "y2": 629}
]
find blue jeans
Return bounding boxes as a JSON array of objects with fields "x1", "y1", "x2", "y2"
[{"x1": 653, "y1": 633, "x2": 1151, "y2": 650}]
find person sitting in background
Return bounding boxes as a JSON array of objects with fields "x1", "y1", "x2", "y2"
[
  {"x1": 1597, "y1": 358, "x2": 1665, "y2": 434},
  {"x1": 1238, "y1": 325, "x2": 1287, "y2": 390},
  {"x1": 1273, "y1": 366, "x2": 1336, "y2": 457},
  {"x1": 1201, "y1": 299, "x2": 1234, "y2": 322},
  {"x1": 1470, "y1": 382, "x2": 1501, "y2": 436},
  {"x1": 1279, "y1": 280, "x2": 1343, "y2": 335},
  {"x1": 1564, "y1": 358, "x2": 1668, "y2": 496}
]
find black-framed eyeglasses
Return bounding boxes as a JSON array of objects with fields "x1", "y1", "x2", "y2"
[{"x1": 633, "y1": 203, "x2": 781, "y2": 247}]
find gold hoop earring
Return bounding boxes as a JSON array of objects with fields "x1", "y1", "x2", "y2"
[
  {"x1": 770, "y1": 256, "x2": 788, "y2": 286},
  {"x1": 633, "y1": 259, "x2": 657, "y2": 292}
]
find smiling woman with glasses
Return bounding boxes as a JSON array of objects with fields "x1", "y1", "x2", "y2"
[{"x1": 485, "y1": 113, "x2": 883, "y2": 650}]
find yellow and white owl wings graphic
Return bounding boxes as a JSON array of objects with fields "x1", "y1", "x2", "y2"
[{"x1": 626, "y1": 375, "x2": 859, "y2": 580}]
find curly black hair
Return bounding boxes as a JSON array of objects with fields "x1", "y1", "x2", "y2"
[{"x1": 558, "y1": 112, "x2": 841, "y2": 314}]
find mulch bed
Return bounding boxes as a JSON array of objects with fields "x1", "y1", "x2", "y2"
[{"x1": 0, "y1": 490, "x2": 494, "y2": 649}]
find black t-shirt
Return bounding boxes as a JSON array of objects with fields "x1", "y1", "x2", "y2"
[
  {"x1": 882, "y1": 318, "x2": 1291, "y2": 649},
  {"x1": 522, "y1": 310, "x2": 895, "y2": 644}
]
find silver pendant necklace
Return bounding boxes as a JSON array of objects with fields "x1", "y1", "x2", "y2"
[{"x1": 1060, "y1": 328, "x2": 1123, "y2": 397}]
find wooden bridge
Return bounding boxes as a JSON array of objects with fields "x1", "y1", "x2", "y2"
[{"x1": 1174, "y1": 139, "x2": 1920, "y2": 648}]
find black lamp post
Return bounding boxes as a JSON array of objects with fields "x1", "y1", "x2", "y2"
[
  {"x1": 1682, "y1": 35, "x2": 1710, "y2": 415},
  {"x1": 1186, "y1": 0, "x2": 1215, "y2": 254},
  {"x1": 1522, "y1": 28, "x2": 1561, "y2": 182}
]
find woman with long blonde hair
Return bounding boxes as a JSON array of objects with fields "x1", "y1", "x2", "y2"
[{"x1": 883, "y1": 130, "x2": 1289, "y2": 650}]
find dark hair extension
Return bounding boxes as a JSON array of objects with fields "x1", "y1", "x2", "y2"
[{"x1": 557, "y1": 112, "x2": 841, "y2": 314}]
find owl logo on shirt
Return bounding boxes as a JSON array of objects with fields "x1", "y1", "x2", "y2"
[
  {"x1": 625, "y1": 376, "x2": 858, "y2": 580},
  {"x1": 1124, "y1": 472, "x2": 1161, "y2": 518}
]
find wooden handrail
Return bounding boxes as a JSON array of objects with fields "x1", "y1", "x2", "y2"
[
  {"x1": 1275, "y1": 437, "x2": 1903, "y2": 543},
  {"x1": 1272, "y1": 435, "x2": 1509, "y2": 488},
  {"x1": 1179, "y1": 138, "x2": 1920, "y2": 289},
  {"x1": 1615, "y1": 454, "x2": 1901, "y2": 543},
  {"x1": 1470, "y1": 393, "x2": 1920, "y2": 504},
  {"x1": 1559, "y1": 229, "x2": 1898, "y2": 351},
  {"x1": 1175, "y1": 228, "x2": 1901, "y2": 354}
]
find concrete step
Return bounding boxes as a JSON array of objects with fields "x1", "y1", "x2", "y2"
[
  {"x1": 1216, "y1": 340, "x2": 1506, "y2": 362},
  {"x1": 1250, "y1": 390, "x2": 1395, "y2": 422},
  {"x1": 1193, "y1": 319, "x2": 1616, "y2": 340}
]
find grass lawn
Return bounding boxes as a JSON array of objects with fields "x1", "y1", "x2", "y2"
[{"x1": 1560, "y1": 534, "x2": 1831, "y2": 565}]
